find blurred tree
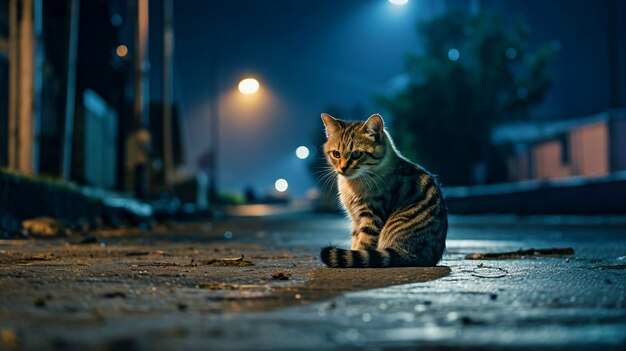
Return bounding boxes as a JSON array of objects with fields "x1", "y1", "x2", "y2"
[{"x1": 379, "y1": 12, "x2": 558, "y2": 185}]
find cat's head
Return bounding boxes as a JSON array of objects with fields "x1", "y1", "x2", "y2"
[{"x1": 321, "y1": 113, "x2": 387, "y2": 179}]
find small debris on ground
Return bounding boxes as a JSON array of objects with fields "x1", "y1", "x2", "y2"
[
  {"x1": 22, "y1": 217, "x2": 66, "y2": 237},
  {"x1": 199, "y1": 282, "x2": 272, "y2": 290},
  {"x1": 154, "y1": 250, "x2": 173, "y2": 256},
  {"x1": 68, "y1": 235, "x2": 98, "y2": 245},
  {"x1": 102, "y1": 292, "x2": 127, "y2": 299},
  {"x1": 199, "y1": 282, "x2": 239, "y2": 290},
  {"x1": 250, "y1": 253, "x2": 296, "y2": 260},
  {"x1": 126, "y1": 251, "x2": 150, "y2": 256},
  {"x1": 465, "y1": 247, "x2": 574, "y2": 260},
  {"x1": 0, "y1": 328, "x2": 19, "y2": 347},
  {"x1": 598, "y1": 264, "x2": 626, "y2": 270},
  {"x1": 271, "y1": 271, "x2": 292, "y2": 280},
  {"x1": 461, "y1": 316, "x2": 481, "y2": 325},
  {"x1": 25, "y1": 253, "x2": 51, "y2": 261},
  {"x1": 33, "y1": 297, "x2": 46, "y2": 307},
  {"x1": 203, "y1": 255, "x2": 254, "y2": 267},
  {"x1": 33, "y1": 294, "x2": 52, "y2": 307}
]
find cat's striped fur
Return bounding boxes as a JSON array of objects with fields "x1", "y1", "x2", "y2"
[{"x1": 320, "y1": 113, "x2": 447, "y2": 268}]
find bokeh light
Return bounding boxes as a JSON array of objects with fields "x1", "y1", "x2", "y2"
[
  {"x1": 115, "y1": 44, "x2": 128, "y2": 58},
  {"x1": 447, "y1": 48, "x2": 460, "y2": 61},
  {"x1": 295, "y1": 146, "x2": 310, "y2": 159},
  {"x1": 238, "y1": 78, "x2": 260, "y2": 94},
  {"x1": 388, "y1": 0, "x2": 409, "y2": 5},
  {"x1": 274, "y1": 179, "x2": 288, "y2": 192}
]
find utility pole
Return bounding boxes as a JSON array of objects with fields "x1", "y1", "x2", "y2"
[
  {"x1": 18, "y1": 0, "x2": 34, "y2": 173},
  {"x1": 132, "y1": 0, "x2": 150, "y2": 198},
  {"x1": 18, "y1": 0, "x2": 35, "y2": 173},
  {"x1": 208, "y1": 48, "x2": 219, "y2": 213},
  {"x1": 162, "y1": 0, "x2": 174, "y2": 185},
  {"x1": 32, "y1": 0, "x2": 43, "y2": 173},
  {"x1": 61, "y1": 0, "x2": 80, "y2": 180},
  {"x1": 8, "y1": 0, "x2": 18, "y2": 170},
  {"x1": 8, "y1": 0, "x2": 38, "y2": 174}
]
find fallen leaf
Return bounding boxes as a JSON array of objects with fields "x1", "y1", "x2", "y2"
[
  {"x1": 271, "y1": 271, "x2": 292, "y2": 280},
  {"x1": 465, "y1": 247, "x2": 574, "y2": 260},
  {"x1": 102, "y1": 292, "x2": 127, "y2": 299},
  {"x1": 202, "y1": 255, "x2": 254, "y2": 267}
]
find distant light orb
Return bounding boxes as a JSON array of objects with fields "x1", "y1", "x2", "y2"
[
  {"x1": 505, "y1": 47, "x2": 518, "y2": 60},
  {"x1": 238, "y1": 78, "x2": 260, "y2": 94},
  {"x1": 295, "y1": 146, "x2": 310, "y2": 159},
  {"x1": 275, "y1": 179, "x2": 288, "y2": 192},
  {"x1": 115, "y1": 44, "x2": 128, "y2": 58},
  {"x1": 388, "y1": 0, "x2": 409, "y2": 5},
  {"x1": 447, "y1": 48, "x2": 460, "y2": 61}
]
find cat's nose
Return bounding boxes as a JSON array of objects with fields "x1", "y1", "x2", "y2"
[{"x1": 340, "y1": 165, "x2": 349, "y2": 173}]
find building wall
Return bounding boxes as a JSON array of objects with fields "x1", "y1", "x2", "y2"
[
  {"x1": 509, "y1": 121, "x2": 610, "y2": 181},
  {"x1": 533, "y1": 140, "x2": 572, "y2": 180},
  {"x1": 570, "y1": 122, "x2": 609, "y2": 177},
  {"x1": 610, "y1": 116, "x2": 626, "y2": 171}
]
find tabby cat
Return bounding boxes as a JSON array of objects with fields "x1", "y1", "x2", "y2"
[{"x1": 320, "y1": 113, "x2": 447, "y2": 268}]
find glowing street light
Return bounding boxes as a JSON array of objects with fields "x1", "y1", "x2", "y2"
[
  {"x1": 388, "y1": 0, "x2": 408, "y2": 5},
  {"x1": 275, "y1": 178, "x2": 288, "y2": 192},
  {"x1": 238, "y1": 78, "x2": 260, "y2": 94},
  {"x1": 295, "y1": 146, "x2": 310, "y2": 159},
  {"x1": 115, "y1": 44, "x2": 128, "y2": 58}
]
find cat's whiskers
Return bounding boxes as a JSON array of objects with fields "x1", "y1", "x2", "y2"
[{"x1": 315, "y1": 164, "x2": 338, "y2": 195}]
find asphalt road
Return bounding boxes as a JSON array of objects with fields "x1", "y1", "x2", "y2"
[{"x1": 1, "y1": 213, "x2": 625, "y2": 350}]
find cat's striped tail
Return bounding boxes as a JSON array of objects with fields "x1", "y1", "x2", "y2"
[{"x1": 320, "y1": 246, "x2": 420, "y2": 268}]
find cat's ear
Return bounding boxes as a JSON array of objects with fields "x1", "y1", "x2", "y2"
[
  {"x1": 364, "y1": 114, "x2": 384, "y2": 139},
  {"x1": 321, "y1": 113, "x2": 341, "y2": 138}
]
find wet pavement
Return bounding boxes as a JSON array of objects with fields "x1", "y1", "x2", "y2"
[{"x1": 1, "y1": 213, "x2": 625, "y2": 350}]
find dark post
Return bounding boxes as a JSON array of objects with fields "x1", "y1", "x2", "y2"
[
  {"x1": 607, "y1": 0, "x2": 619, "y2": 109},
  {"x1": 208, "y1": 48, "x2": 219, "y2": 213},
  {"x1": 61, "y1": 0, "x2": 79, "y2": 179},
  {"x1": 162, "y1": 0, "x2": 174, "y2": 185},
  {"x1": 132, "y1": 0, "x2": 150, "y2": 199}
]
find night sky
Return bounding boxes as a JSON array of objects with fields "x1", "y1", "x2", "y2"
[{"x1": 153, "y1": 0, "x2": 619, "y2": 197}]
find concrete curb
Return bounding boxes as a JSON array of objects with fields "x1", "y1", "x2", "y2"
[{"x1": 0, "y1": 169, "x2": 152, "y2": 232}]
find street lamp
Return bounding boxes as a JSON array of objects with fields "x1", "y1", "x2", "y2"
[
  {"x1": 207, "y1": 76, "x2": 261, "y2": 214},
  {"x1": 238, "y1": 78, "x2": 260, "y2": 95},
  {"x1": 275, "y1": 178, "x2": 288, "y2": 192},
  {"x1": 295, "y1": 146, "x2": 309, "y2": 159},
  {"x1": 115, "y1": 44, "x2": 128, "y2": 58}
]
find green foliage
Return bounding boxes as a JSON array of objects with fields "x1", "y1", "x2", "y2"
[
  {"x1": 219, "y1": 190, "x2": 245, "y2": 206},
  {"x1": 379, "y1": 12, "x2": 557, "y2": 185}
]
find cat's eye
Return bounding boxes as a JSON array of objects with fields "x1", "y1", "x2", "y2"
[
  {"x1": 351, "y1": 151, "x2": 362, "y2": 159},
  {"x1": 331, "y1": 150, "x2": 341, "y2": 158}
]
